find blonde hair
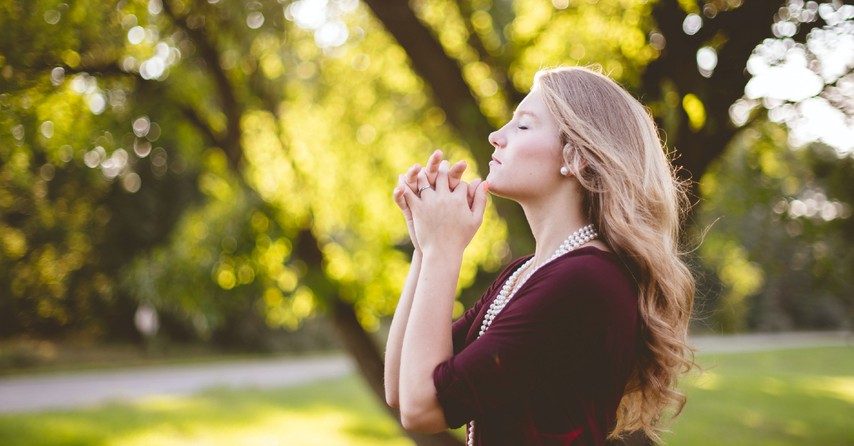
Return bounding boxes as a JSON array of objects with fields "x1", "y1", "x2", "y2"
[{"x1": 535, "y1": 66, "x2": 695, "y2": 442}]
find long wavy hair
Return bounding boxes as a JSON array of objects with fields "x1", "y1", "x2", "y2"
[{"x1": 535, "y1": 66, "x2": 695, "y2": 442}]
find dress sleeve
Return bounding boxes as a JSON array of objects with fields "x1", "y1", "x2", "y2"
[
  {"x1": 450, "y1": 300, "x2": 482, "y2": 355},
  {"x1": 432, "y1": 252, "x2": 638, "y2": 429},
  {"x1": 450, "y1": 257, "x2": 529, "y2": 354}
]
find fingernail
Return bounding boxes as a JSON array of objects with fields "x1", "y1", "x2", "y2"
[{"x1": 483, "y1": 181, "x2": 489, "y2": 192}]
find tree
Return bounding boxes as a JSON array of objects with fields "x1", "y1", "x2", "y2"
[
  {"x1": 2, "y1": 1, "x2": 851, "y2": 445},
  {"x1": 3, "y1": 1, "x2": 504, "y2": 444}
]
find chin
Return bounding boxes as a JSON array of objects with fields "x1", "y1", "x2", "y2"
[
  {"x1": 485, "y1": 175, "x2": 498, "y2": 190},
  {"x1": 485, "y1": 181, "x2": 509, "y2": 199}
]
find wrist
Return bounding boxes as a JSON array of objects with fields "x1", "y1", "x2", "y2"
[{"x1": 420, "y1": 246, "x2": 465, "y2": 264}]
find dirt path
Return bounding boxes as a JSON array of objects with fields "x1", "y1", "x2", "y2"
[
  {"x1": 0, "y1": 354, "x2": 351, "y2": 413},
  {"x1": 690, "y1": 330, "x2": 851, "y2": 354}
]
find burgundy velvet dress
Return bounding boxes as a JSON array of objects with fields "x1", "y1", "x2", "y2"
[{"x1": 433, "y1": 247, "x2": 639, "y2": 445}]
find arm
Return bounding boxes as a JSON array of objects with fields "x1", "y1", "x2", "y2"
[
  {"x1": 398, "y1": 166, "x2": 488, "y2": 433},
  {"x1": 385, "y1": 152, "x2": 469, "y2": 408},
  {"x1": 398, "y1": 249, "x2": 461, "y2": 432},
  {"x1": 384, "y1": 250, "x2": 421, "y2": 407}
]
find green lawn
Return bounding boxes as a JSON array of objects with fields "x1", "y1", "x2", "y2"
[
  {"x1": 0, "y1": 346, "x2": 851, "y2": 445},
  {"x1": 0, "y1": 375, "x2": 409, "y2": 446},
  {"x1": 664, "y1": 346, "x2": 853, "y2": 446}
]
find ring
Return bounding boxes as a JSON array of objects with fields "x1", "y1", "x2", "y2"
[{"x1": 417, "y1": 185, "x2": 432, "y2": 196}]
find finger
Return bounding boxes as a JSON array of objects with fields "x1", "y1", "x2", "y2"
[
  {"x1": 466, "y1": 178, "x2": 482, "y2": 208},
  {"x1": 399, "y1": 174, "x2": 415, "y2": 198},
  {"x1": 448, "y1": 160, "x2": 467, "y2": 191},
  {"x1": 393, "y1": 185, "x2": 413, "y2": 220},
  {"x1": 435, "y1": 159, "x2": 450, "y2": 193},
  {"x1": 471, "y1": 180, "x2": 489, "y2": 220},
  {"x1": 415, "y1": 169, "x2": 432, "y2": 198},
  {"x1": 404, "y1": 164, "x2": 421, "y2": 193},
  {"x1": 424, "y1": 150, "x2": 442, "y2": 186},
  {"x1": 402, "y1": 179, "x2": 420, "y2": 210},
  {"x1": 395, "y1": 176, "x2": 410, "y2": 207}
]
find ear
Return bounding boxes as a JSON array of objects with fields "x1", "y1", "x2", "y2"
[{"x1": 562, "y1": 142, "x2": 588, "y2": 174}]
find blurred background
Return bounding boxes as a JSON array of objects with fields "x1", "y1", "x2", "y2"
[{"x1": 0, "y1": 0, "x2": 852, "y2": 445}]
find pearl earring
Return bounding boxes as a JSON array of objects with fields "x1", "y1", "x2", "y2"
[{"x1": 560, "y1": 166, "x2": 569, "y2": 176}]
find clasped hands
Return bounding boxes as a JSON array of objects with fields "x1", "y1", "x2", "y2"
[{"x1": 393, "y1": 150, "x2": 488, "y2": 255}]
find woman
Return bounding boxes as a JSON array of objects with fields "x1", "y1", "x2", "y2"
[{"x1": 385, "y1": 66, "x2": 695, "y2": 445}]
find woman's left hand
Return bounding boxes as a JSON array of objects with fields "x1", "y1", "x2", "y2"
[
  {"x1": 403, "y1": 160, "x2": 488, "y2": 256},
  {"x1": 393, "y1": 151, "x2": 470, "y2": 253}
]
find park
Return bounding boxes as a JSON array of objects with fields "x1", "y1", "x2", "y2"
[{"x1": 1, "y1": 0, "x2": 852, "y2": 444}]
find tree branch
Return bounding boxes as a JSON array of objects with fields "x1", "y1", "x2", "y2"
[
  {"x1": 457, "y1": 0, "x2": 525, "y2": 106},
  {"x1": 643, "y1": 0, "x2": 781, "y2": 192},
  {"x1": 162, "y1": 0, "x2": 244, "y2": 172},
  {"x1": 360, "y1": 0, "x2": 494, "y2": 171},
  {"x1": 179, "y1": 104, "x2": 227, "y2": 148},
  {"x1": 363, "y1": 0, "x2": 533, "y2": 254}
]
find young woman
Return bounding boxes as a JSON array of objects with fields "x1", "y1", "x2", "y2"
[{"x1": 385, "y1": 66, "x2": 695, "y2": 445}]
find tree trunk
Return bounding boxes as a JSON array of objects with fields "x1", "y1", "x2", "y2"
[
  {"x1": 643, "y1": 0, "x2": 785, "y2": 198},
  {"x1": 292, "y1": 227, "x2": 461, "y2": 446},
  {"x1": 329, "y1": 298, "x2": 465, "y2": 446}
]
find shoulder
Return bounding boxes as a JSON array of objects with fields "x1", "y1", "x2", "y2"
[
  {"x1": 540, "y1": 246, "x2": 631, "y2": 280},
  {"x1": 522, "y1": 247, "x2": 637, "y2": 311}
]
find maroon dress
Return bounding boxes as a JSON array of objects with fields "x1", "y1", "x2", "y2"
[{"x1": 433, "y1": 247, "x2": 639, "y2": 445}]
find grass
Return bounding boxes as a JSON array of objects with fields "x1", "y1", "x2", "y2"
[
  {"x1": 664, "y1": 346, "x2": 854, "y2": 446},
  {"x1": 0, "y1": 375, "x2": 410, "y2": 446},
  {"x1": 0, "y1": 346, "x2": 851, "y2": 445}
]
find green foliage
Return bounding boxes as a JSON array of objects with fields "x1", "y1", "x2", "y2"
[
  {"x1": 1, "y1": 0, "x2": 851, "y2": 346},
  {"x1": 0, "y1": 0, "x2": 201, "y2": 338},
  {"x1": 1, "y1": 0, "x2": 513, "y2": 342},
  {"x1": 121, "y1": 151, "x2": 294, "y2": 345},
  {"x1": 697, "y1": 122, "x2": 854, "y2": 331}
]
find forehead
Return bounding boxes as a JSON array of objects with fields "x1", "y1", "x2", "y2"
[{"x1": 514, "y1": 87, "x2": 555, "y2": 123}]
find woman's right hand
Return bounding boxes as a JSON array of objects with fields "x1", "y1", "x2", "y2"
[
  {"x1": 404, "y1": 162, "x2": 488, "y2": 255},
  {"x1": 393, "y1": 150, "x2": 469, "y2": 253}
]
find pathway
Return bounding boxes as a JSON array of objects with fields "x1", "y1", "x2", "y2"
[{"x1": 0, "y1": 354, "x2": 351, "y2": 413}]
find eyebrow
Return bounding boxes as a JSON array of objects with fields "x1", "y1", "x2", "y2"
[{"x1": 514, "y1": 110, "x2": 537, "y2": 119}]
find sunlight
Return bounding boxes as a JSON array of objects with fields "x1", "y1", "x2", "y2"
[
  {"x1": 803, "y1": 376, "x2": 854, "y2": 404},
  {"x1": 284, "y1": 0, "x2": 357, "y2": 49},
  {"x1": 689, "y1": 370, "x2": 720, "y2": 390},
  {"x1": 113, "y1": 402, "x2": 410, "y2": 446},
  {"x1": 741, "y1": 3, "x2": 854, "y2": 155}
]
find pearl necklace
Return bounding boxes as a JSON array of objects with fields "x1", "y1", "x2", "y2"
[{"x1": 467, "y1": 224, "x2": 598, "y2": 446}]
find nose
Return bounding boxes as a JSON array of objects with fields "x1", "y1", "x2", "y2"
[{"x1": 488, "y1": 129, "x2": 505, "y2": 149}]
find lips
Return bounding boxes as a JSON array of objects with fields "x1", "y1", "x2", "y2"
[{"x1": 491, "y1": 155, "x2": 502, "y2": 165}]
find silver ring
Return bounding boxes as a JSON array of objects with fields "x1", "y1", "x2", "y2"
[{"x1": 417, "y1": 185, "x2": 431, "y2": 196}]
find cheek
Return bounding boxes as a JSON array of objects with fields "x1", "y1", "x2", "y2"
[{"x1": 516, "y1": 134, "x2": 561, "y2": 165}]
